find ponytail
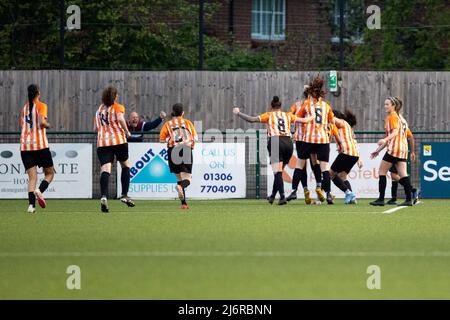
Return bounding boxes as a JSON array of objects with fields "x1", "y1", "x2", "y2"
[
  {"x1": 305, "y1": 76, "x2": 326, "y2": 100},
  {"x1": 394, "y1": 96, "x2": 403, "y2": 113},
  {"x1": 27, "y1": 84, "x2": 39, "y2": 127}
]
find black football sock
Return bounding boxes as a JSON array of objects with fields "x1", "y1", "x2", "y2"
[
  {"x1": 100, "y1": 172, "x2": 110, "y2": 198},
  {"x1": 332, "y1": 176, "x2": 348, "y2": 193},
  {"x1": 378, "y1": 175, "x2": 387, "y2": 201},
  {"x1": 313, "y1": 164, "x2": 322, "y2": 188},
  {"x1": 322, "y1": 171, "x2": 331, "y2": 193},
  {"x1": 121, "y1": 167, "x2": 130, "y2": 197},
  {"x1": 399, "y1": 176, "x2": 412, "y2": 201},
  {"x1": 344, "y1": 180, "x2": 352, "y2": 192},
  {"x1": 292, "y1": 168, "x2": 301, "y2": 192},
  {"x1": 181, "y1": 180, "x2": 190, "y2": 204},
  {"x1": 28, "y1": 192, "x2": 36, "y2": 207},
  {"x1": 270, "y1": 179, "x2": 278, "y2": 198},
  {"x1": 274, "y1": 172, "x2": 285, "y2": 199},
  {"x1": 38, "y1": 180, "x2": 49, "y2": 193},
  {"x1": 177, "y1": 181, "x2": 187, "y2": 205},
  {"x1": 391, "y1": 180, "x2": 398, "y2": 200},
  {"x1": 299, "y1": 168, "x2": 308, "y2": 189},
  {"x1": 181, "y1": 187, "x2": 187, "y2": 205}
]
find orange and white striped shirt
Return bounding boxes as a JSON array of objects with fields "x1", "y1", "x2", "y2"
[
  {"x1": 399, "y1": 114, "x2": 413, "y2": 140},
  {"x1": 298, "y1": 97, "x2": 334, "y2": 144},
  {"x1": 406, "y1": 127, "x2": 413, "y2": 139},
  {"x1": 258, "y1": 110, "x2": 296, "y2": 137},
  {"x1": 95, "y1": 103, "x2": 127, "y2": 147},
  {"x1": 160, "y1": 117, "x2": 198, "y2": 148},
  {"x1": 20, "y1": 99, "x2": 49, "y2": 151},
  {"x1": 332, "y1": 121, "x2": 360, "y2": 157},
  {"x1": 385, "y1": 112, "x2": 408, "y2": 159},
  {"x1": 290, "y1": 101, "x2": 304, "y2": 141}
]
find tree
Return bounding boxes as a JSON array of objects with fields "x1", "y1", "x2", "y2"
[
  {"x1": 0, "y1": 0, "x2": 274, "y2": 70},
  {"x1": 354, "y1": 0, "x2": 450, "y2": 70},
  {"x1": 316, "y1": 0, "x2": 449, "y2": 71}
]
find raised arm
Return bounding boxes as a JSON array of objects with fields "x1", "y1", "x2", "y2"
[
  {"x1": 143, "y1": 117, "x2": 163, "y2": 131},
  {"x1": 233, "y1": 107, "x2": 259, "y2": 123}
]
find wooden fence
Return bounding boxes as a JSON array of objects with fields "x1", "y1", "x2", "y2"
[{"x1": 0, "y1": 70, "x2": 449, "y2": 132}]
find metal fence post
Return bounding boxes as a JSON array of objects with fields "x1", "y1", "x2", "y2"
[{"x1": 255, "y1": 130, "x2": 260, "y2": 199}]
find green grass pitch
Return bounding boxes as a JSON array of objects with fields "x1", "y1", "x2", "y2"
[{"x1": 0, "y1": 199, "x2": 449, "y2": 299}]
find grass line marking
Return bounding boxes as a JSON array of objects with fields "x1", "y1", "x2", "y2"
[
  {"x1": 1, "y1": 251, "x2": 450, "y2": 258},
  {"x1": 383, "y1": 200, "x2": 423, "y2": 214},
  {"x1": 383, "y1": 206, "x2": 408, "y2": 214}
]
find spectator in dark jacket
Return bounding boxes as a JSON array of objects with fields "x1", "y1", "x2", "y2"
[{"x1": 127, "y1": 111, "x2": 166, "y2": 142}]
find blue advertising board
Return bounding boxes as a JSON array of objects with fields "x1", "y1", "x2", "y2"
[{"x1": 420, "y1": 142, "x2": 450, "y2": 198}]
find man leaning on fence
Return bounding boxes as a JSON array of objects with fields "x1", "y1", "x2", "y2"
[{"x1": 127, "y1": 110, "x2": 166, "y2": 142}]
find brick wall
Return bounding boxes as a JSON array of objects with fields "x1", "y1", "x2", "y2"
[
  {"x1": 205, "y1": 0, "x2": 252, "y2": 45},
  {"x1": 206, "y1": 0, "x2": 333, "y2": 70}
]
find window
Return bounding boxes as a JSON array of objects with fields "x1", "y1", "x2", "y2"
[
  {"x1": 251, "y1": 0, "x2": 286, "y2": 41},
  {"x1": 331, "y1": 0, "x2": 364, "y2": 44}
]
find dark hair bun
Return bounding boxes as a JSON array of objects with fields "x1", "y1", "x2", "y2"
[{"x1": 271, "y1": 96, "x2": 282, "y2": 109}]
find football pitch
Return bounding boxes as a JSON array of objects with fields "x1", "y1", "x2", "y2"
[{"x1": 0, "y1": 199, "x2": 449, "y2": 299}]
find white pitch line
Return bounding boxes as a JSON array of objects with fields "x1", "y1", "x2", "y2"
[
  {"x1": 383, "y1": 200, "x2": 423, "y2": 214},
  {"x1": 1, "y1": 251, "x2": 450, "y2": 258},
  {"x1": 383, "y1": 206, "x2": 408, "y2": 214}
]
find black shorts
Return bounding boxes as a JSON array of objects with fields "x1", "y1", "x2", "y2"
[
  {"x1": 295, "y1": 141, "x2": 318, "y2": 167},
  {"x1": 267, "y1": 136, "x2": 293, "y2": 165},
  {"x1": 298, "y1": 142, "x2": 330, "y2": 162},
  {"x1": 295, "y1": 141, "x2": 304, "y2": 158},
  {"x1": 383, "y1": 152, "x2": 406, "y2": 165},
  {"x1": 389, "y1": 165, "x2": 398, "y2": 174},
  {"x1": 331, "y1": 153, "x2": 359, "y2": 174},
  {"x1": 21, "y1": 148, "x2": 54, "y2": 171},
  {"x1": 97, "y1": 143, "x2": 129, "y2": 166},
  {"x1": 168, "y1": 144, "x2": 193, "y2": 174}
]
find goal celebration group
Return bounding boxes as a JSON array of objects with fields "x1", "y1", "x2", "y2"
[{"x1": 18, "y1": 75, "x2": 418, "y2": 213}]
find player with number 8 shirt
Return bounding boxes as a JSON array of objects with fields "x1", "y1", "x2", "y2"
[{"x1": 233, "y1": 96, "x2": 314, "y2": 205}]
